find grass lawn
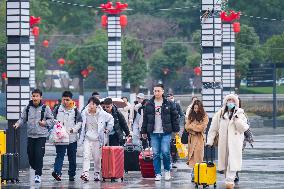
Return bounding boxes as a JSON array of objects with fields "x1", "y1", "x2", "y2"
[{"x1": 239, "y1": 86, "x2": 284, "y2": 94}]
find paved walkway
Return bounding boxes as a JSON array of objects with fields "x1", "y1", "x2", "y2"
[{"x1": 1, "y1": 127, "x2": 284, "y2": 188}]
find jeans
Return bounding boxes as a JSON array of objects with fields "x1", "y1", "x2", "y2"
[
  {"x1": 27, "y1": 137, "x2": 46, "y2": 176},
  {"x1": 150, "y1": 133, "x2": 171, "y2": 175},
  {"x1": 54, "y1": 142, "x2": 77, "y2": 177}
]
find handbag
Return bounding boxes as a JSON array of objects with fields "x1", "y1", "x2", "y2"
[
  {"x1": 175, "y1": 135, "x2": 188, "y2": 159},
  {"x1": 181, "y1": 129, "x2": 189, "y2": 144}
]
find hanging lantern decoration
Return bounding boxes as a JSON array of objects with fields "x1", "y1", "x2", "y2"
[
  {"x1": 87, "y1": 65, "x2": 95, "y2": 73},
  {"x1": 32, "y1": 26, "x2": 40, "y2": 38},
  {"x1": 57, "y1": 58, "x2": 65, "y2": 66},
  {"x1": 120, "y1": 15, "x2": 128, "y2": 28},
  {"x1": 81, "y1": 69, "x2": 89, "y2": 78},
  {"x1": 1, "y1": 72, "x2": 7, "y2": 80},
  {"x1": 30, "y1": 16, "x2": 41, "y2": 27},
  {"x1": 42, "y1": 40, "x2": 49, "y2": 48},
  {"x1": 194, "y1": 67, "x2": 202, "y2": 76},
  {"x1": 233, "y1": 22, "x2": 240, "y2": 33},
  {"x1": 101, "y1": 15, "x2": 108, "y2": 28}
]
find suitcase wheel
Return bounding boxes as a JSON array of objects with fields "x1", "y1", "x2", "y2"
[
  {"x1": 195, "y1": 184, "x2": 198, "y2": 189},
  {"x1": 111, "y1": 178, "x2": 116, "y2": 182},
  {"x1": 121, "y1": 177, "x2": 124, "y2": 182},
  {"x1": 214, "y1": 183, "x2": 216, "y2": 188},
  {"x1": 102, "y1": 178, "x2": 106, "y2": 182}
]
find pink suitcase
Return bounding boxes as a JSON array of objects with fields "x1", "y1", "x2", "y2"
[
  {"x1": 139, "y1": 148, "x2": 155, "y2": 178},
  {"x1": 102, "y1": 146, "x2": 124, "y2": 182}
]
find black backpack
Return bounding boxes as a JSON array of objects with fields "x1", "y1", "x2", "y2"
[
  {"x1": 54, "y1": 106, "x2": 78, "y2": 124},
  {"x1": 26, "y1": 105, "x2": 46, "y2": 122}
]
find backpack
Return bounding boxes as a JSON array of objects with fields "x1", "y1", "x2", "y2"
[
  {"x1": 26, "y1": 104, "x2": 46, "y2": 122},
  {"x1": 54, "y1": 106, "x2": 78, "y2": 124}
]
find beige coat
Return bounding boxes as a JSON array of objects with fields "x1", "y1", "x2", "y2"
[
  {"x1": 207, "y1": 108, "x2": 249, "y2": 171},
  {"x1": 185, "y1": 115, "x2": 209, "y2": 168}
]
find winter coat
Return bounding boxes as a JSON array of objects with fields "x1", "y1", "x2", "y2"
[
  {"x1": 118, "y1": 102, "x2": 133, "y2": 131},
  {"x1": 207, "y1": 94, "x2": 249, "y2": 172},
  {"x1": 109, "y1": 106, "x2": 130, "y2": 142},
  {"x1": 141, "y1": 96, "x2": 180, "y2": 134},
  {"x1": 78, "y1": 105, "x2": 114, "y2": 146},
  {"x1": 16, "y1": 100, "x2": 54, "y2": 138},
  {"x1": 185, "y1": 114, "x2": 209, "y2": 168},
  {"x1": 53, "y1": 104, "x2": 82, "y2": 144}
]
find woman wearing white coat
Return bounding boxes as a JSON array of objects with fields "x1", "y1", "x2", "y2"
[
  {"x1": 79, "y1": 97, "x2": 114, "y2": 182},
  {"x1": 206, "y1": 94, "x2": 249, "y2": 189}
]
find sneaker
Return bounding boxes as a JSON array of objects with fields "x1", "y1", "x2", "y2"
[
  {"x1": 234, "y1": 172, "x2": 239, "y2": 183},
  {"x1": 69, "y1": 176, "x2": 75, "y2": 181},
  {"x1": 171, "y1": 163, "x2": 177, "y2": 169},
  {"x1": 155, "y1": 174, "x2": 162, "y2": 181},
  {"x1": 80, "y1": 172, "x2": 89, "y2": 182},
  {"x1": 164, "y1": 171, "x2": 171, "y2": 181},
  {"x1": 34, "y1": 175, "x2": 41, "y2": 183},
  {"x1": 52, "y1": 172, "x2": 61, "y2": 181},
  {"x1": 94, "y1": 172, "x2": 100, "y2": 181}
]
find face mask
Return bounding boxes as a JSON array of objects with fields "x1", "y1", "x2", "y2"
[{"x1": 227, "y1": 103, "x2": 235, "y2": 110}]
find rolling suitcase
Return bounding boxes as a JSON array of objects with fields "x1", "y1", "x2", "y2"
[
  {"x1": 101, "y1": 133, "x2": 124, "y2": 182},
  {"x1": 0, "y1": 130, "x2": 6, "y2": 167},
  {"x1": 1, "y1": 153, "x2": 19, "y2": 183},
  {"x1": 139, "y1": 140, "x2": 155, "y2": 178},
  {"x1": 194, "y1": 146, "x2": 217, "y2": 188},
  {"x1": 124, "y1": 143, "x2": 142, "y2": 172}
]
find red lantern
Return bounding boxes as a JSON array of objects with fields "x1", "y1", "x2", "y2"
[
  {"x1": 194, "y1": 67, "x2": 201, "y2": 76},
  {"x1": 233, "y1": 22, "x2": 240, "y2": 33},
  {"x1": 32, "y1": 26, "x2": 40, "y2": 38},
  {"x1": 81, "y1": 69, "x2": 89, "y2": 78},
  {"x1": 1, "y1": 72, "x2": 7, "y2": 80},
  {"x1": 57, "y1": 58, "x2": 65, "y2": 66},
  {"x1": 120, "y1": 15, "x2": 128, "y2": 28},
  {"x1": 30, "y1": 16, "x2": 41, "y2": 27},
  {"x1": 42, "y1": 40, "x2": 49, "y2": 48},
  {"x1": 101, "y1": 15, "x2": 108, "y2": 28}
]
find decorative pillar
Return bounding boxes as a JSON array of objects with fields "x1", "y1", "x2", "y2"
[
  {"x1": 29, "y1": 29, "x2": 35, "y2": 89},
  {"x1": 100, "y1": 2, "x2": 128, "y2": 98},
  {"x1": 201, "y1": 0, "x2": 222, "y2": 118},
  {"x1": 6, "y1": 0, "x2": 30, "y2": 169}
]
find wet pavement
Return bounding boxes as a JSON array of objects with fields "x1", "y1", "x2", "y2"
[{"x1": 1, "y1": 127, "x2": 284, "y2": 188}]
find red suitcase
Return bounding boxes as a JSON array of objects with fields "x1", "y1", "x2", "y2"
[
  {"x1": 139, "y1": 148, "x2": 155, "y2": 178},
  {"x1": 102, "y1": 146, "x2": 124, "y2": 182}
]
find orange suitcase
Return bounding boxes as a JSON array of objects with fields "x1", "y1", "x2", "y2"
[{"x1": 102, "y1": 146, "x2": 124, "y2": 182}]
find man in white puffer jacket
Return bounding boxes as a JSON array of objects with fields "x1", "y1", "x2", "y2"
[{"x1": 79, "y1": 96, "x2": 114, "y2": 182}]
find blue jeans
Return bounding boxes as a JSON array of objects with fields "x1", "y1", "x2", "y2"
[
  {"x1": 54, "y1": 142, "x2": 77, "y2": 177},
  {"x1": 150, "y1": 133, "x2": 171, "y2": 175}
]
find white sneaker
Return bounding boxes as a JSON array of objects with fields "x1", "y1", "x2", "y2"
[
  {"x1": 155, "y1": 174, "x2": 162, "y2": 181},
  {"x1": 94, "y1": 172, "x2": 101, "y2": 181},
  {"x1": 164, "y1": 171, "x2": 171, "y2": 181},
  {"x1": 35, "y1": 175, "x2": 41, "y2": 183}
]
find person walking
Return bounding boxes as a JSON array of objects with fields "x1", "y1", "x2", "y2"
[
  {"x1": 103, "y1": 98, "x2": 131, "y2": 146},
  {"x1": 141, "y1": 84, "x2": 180, "y2": 181},
  {"x1": 13, "y1": 89, "x2": 54, "y2": 183},
  {"x1": 79, "y1": 96, "x2": 114, "y2": 182},
  {"x1": 185, "y1": 96, "x2": 198, "y2": 119},
  {"x1": 52, "y1": 91, "x2": 83, "y2": 181},
  {"x1": 206, "y1": 94, "x2": 249, "y2": 189},
  {"x1": 118, "y1": 97, "x2": 133, "y2": 133},
  {"x1": 184, "y1": 100, "x2": 208, "y2": 182}
]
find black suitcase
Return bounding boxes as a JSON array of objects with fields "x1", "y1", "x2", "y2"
[
  {"x1": 1, "y1": 153, "x2": 19, "y2": 183},
  {"x1": 124, "y1": 144, "x2": 142, "y2": 172}
]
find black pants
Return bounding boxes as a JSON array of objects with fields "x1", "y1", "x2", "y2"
[
  {"x1": 27, "y1": 137, "x2": 46, "y2": 176},
  {"x1": 109, "y1": 133, "x2": 121, "y2": 146}
]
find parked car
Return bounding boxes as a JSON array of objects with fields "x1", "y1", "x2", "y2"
[{"x1": 278, "y1": 78, "x2": 284, "y2": 86}]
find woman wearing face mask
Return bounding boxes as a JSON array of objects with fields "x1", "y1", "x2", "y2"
[
  {"x1": 206, "y1": 94, "x2": 249, "y2": 189},
  {"x1": 185, "y1": 100, "x2": 208, "y2": 182}
]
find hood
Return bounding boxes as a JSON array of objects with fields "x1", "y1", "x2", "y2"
[
  {"x1": 223, "y1": 94, "x2": 239, "y2": 108},
  {"x1": 86, "y1": 105, "x2": 102, "y2": 116}
]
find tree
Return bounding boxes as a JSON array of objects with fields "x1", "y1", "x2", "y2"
[
  {"x1": 122, "y1": 37, "x2": 147, "y2": 93},
  {"x1": 35, "y1": 56, "x2": 47, "y2": 88},
  {"x1": 149, "y1": 38, "x2": 188, "y2": 87}
]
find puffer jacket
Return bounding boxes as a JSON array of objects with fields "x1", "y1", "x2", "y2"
[
  {"x1": 78, "y1": 105, "x2": 114, "y2": 146},
  {"x1": 141, "y1": 96, "x2": 180, "y2": 134},
  {"x1": 17, "y1": 100, "x2": 54, "y2": 138},
  {"x1": 53, "y1": 104, "x2": 82, "y2": 144}
]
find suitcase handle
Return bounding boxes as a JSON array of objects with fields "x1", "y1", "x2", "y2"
[{"x1": 205, "y1": 145, "x2": 214, "y2": 163}]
